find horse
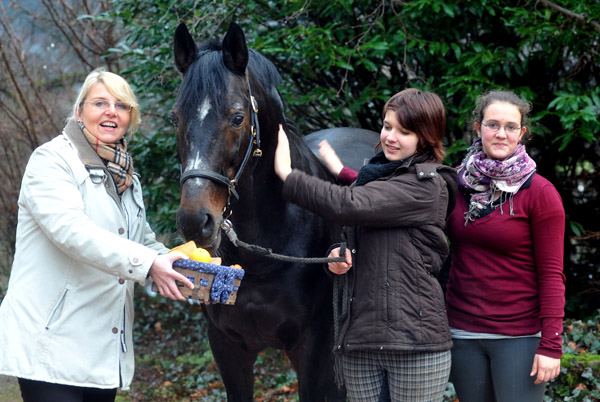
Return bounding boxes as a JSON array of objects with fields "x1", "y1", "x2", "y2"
[{"x1": 172, "y1": 21, "x2": 378, "y2": 401}]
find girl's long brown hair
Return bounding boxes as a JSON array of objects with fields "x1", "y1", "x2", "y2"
[{"x1": 382, "y1": 88, "x2": 446, "y2": 162}]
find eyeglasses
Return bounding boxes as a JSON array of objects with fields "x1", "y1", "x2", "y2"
[
  {"x1": 481, "y1": 122, "x2": 521, "y2": 135},
  {"x1": 85, "y1": 99, "x2": 132, "y2": 113}
]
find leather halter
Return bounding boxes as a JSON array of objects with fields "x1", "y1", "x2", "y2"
[{"x1": 180, "y1": 74, "x2": 262, "y2": 219}]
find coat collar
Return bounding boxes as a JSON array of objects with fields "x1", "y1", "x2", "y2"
[{"x1": 63, "y1": 119, "x2": 120, "y2": 203}]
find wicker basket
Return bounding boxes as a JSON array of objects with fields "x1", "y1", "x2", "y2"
[{"x1": 153, "y1": 259, "x2": 244, "y2": 305}]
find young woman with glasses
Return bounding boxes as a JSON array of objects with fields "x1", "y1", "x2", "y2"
[{"x1": 445, "y1": 90, "x2": 566, "y2": 402}]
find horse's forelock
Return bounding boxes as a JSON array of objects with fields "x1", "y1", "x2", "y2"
[{"x1": 176, "y1": 49, "x2": 225, "y2": 116}]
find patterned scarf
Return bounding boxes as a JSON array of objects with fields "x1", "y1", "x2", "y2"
[
  {"x1": 79, "y1": 122, "x2": 133, "y2": 195},
  {"x1": 458, "y1": 139, "x2": 536, "y2": 225}
]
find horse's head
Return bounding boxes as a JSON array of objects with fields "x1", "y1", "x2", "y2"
[{"x1": 172, "y1": 22, "x2": 284, "y2": 251}]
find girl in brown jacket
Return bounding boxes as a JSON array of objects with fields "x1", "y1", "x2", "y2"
[{"x1": 274, "y1": 89, "x2": 457, "y2": 401}]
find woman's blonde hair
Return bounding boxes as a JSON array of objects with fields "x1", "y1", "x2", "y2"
[{"x1": 70, "y1": 68, "x2": 141, "y2": 136}]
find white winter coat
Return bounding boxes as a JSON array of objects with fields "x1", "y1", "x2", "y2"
[{"x1": 0, "y1": 121, "x2": 168, "y2": 389}]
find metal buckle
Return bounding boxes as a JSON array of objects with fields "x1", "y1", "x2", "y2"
[
  {"x1": 221, "y1": 219, "x2": 238, "y2": 243},
  {"x1": 90, "y1": 174, "x2": 106, "y2": 184}
]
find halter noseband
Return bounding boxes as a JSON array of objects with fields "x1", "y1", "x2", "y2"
[{"x1": 180, "y1": 74, "x2": 262, "y2": 218}]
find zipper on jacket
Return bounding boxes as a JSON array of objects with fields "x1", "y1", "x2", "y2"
[
  {"x1": 123, "y1": 200, "x2": 131, "y2": 239},
  {"x1": 120, "y1": 330, "x2": 127, "y2": 353},
  {"x1": 120, "y1": 306, "x2": 128, "y2": 353}
]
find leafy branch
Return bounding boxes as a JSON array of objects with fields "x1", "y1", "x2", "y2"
[{"x1": 537, "y1": 0, "x2": 600, "y2": 33}]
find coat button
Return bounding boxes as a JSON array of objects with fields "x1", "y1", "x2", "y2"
[
  {"x1": 129, "y1": 255, "x2": 143, "y2": 266},
  {"x1": 112, "y1": 327, "x2": 118, "y2": 334},
  {"x1": 119, "y1": 279, "x2": 125, "y2": 284},
  {"x1": 118, "y1": 228, "x2": 125, "y2": 234}
]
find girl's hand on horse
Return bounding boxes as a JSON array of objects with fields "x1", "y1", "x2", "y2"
[
  {"x1": 327, "y1": 247, "x2": 353, "y2": 275},
  {"x1": 274, "y1": 124, "x2": 292, "y2": 181},
  {"x1": 318, "y1": 140, "x2": 344, "y2": 177},
  {"x1": 149, "y1": 253, "x2": 194, "y2": 301}
]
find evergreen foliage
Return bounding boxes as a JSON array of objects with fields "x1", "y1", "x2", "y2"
[{"x1": 103, "y1": 0, "x2": 599, "y2": 317}]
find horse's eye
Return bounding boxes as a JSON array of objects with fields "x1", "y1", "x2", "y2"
[
  {"x1": 231, "y1": 114, "x2": 245, "y2": 128},
  {"x1": 170, "y1": 111, "x2": 179, "y2": 127}
]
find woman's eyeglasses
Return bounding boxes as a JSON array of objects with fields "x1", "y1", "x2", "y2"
[
  {"x1": 85, "y1": 99, "x2": 132, "y2": 113},
  {"x1": 481, "y1": 122, "x2": 521, "y2": 135}
]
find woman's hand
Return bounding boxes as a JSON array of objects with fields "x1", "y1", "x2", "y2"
[
  {"x1": 318, "y1": 140, "x2": 344, "y2": 177},
  {"x1": 274, "y1": 124, "x2": 292, "y2": 182},
  {"x1": 530, "y1": 354, "x2": 561, "y2": 384},
  {"x1": 149, "y1": 253, "x2": 194, "y2": 301},
  {"x1": 327, "y1": 247, "x2": 353, "y2": 275}
]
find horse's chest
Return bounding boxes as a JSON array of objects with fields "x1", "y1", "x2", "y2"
[{"x1": 205, "y1": 273, "x2": 322, "y2": 350}]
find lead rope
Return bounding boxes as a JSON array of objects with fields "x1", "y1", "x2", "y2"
[
  {"x1": 221, "y1": 218, "x2": 349, "y2": 387},
  {"x1": 221, "y1": 219, "x2": 347, "y2": 264},
  {"x1": 332, "y1": 273, "x2": 348, "y2": 387}
]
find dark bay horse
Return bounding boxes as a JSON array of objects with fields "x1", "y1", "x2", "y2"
[{"x1": 172, "y1": 21, "x2": 378, "y2": 401}]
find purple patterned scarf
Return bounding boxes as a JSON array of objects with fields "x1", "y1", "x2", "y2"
[{"x1": 458, "y1": 139, "x2": 536, "y2": 225}]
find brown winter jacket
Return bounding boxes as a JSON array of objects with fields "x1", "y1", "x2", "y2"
[{"x1": 282, "y1": 160, "x2": 457, "y2": 353}]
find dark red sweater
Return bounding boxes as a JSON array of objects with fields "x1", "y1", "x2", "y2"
[
  {"x1": 445, "y1": 174, "x2": 566, "y2": 358},
  {"x1": 338, "y1": 166, "x2": 359, "y2": 185}
]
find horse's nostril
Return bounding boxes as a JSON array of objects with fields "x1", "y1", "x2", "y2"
[
  {"x1": 177, "y1": 207, "x2": 218, "y2": 245},
  {"x1": 201, "y1": 213, "x2": 215, "y2": 238}
]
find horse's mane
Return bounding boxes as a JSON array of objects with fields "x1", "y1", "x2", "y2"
[{"x1": 176, "y1": 39, "x2": 283, "y2": 118}]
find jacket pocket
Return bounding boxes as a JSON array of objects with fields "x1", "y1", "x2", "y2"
[{"x1": 45, "y1": 288, "x2": 68, "y2": 330}]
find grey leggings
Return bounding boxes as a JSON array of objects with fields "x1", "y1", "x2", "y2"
[{"x1": 450, "y1": 337, "x2": 547, "y2": 402}]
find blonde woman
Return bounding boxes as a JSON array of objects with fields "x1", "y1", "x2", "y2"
[{"x1": 0, "y1": 68, "x2": 193, "y2": 402}]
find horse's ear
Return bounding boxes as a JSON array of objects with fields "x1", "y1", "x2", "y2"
[
  {"x1": 222, "y1": 22, "x2": 248, "y2": 76},
  {"x1": 174, "y1": 23, "x2": 198, "y2": 74}
]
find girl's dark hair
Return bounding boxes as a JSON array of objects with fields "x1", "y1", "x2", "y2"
[
  {"x1": 471, "y1": 90, "x2": 533, "y2": 142},
  {"x1": 382, "y1": 88, "x2": 446, "y2": 162}
]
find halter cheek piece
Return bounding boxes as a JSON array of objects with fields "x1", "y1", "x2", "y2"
[{"x1": 179, "y1": 74, "x2": 262, "y2": 219}]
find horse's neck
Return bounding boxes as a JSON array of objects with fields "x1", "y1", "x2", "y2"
[
  {"x1": 221, "y1": 137, "x2": 339, "y2": 266},
  {"x1": 231, "y1": 135, "x2": 325, "y2": 236}
]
